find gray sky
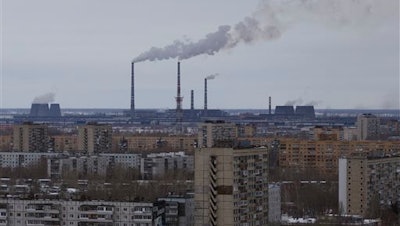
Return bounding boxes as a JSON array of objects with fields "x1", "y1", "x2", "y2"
[{"x1": 1, "y1": 0, "x2": 399, "y2": 109}]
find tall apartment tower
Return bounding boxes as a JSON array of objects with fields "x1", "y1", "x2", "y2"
[
  {"x1": 197, "y1": 121, "x2": 238, "y2": 148},
  {"x1": 194, "y1": 147, "x2": 269, "y2": 226},
  {"x1": 12, "y1": 122, "x2": 49, "y2": 152},
  {"x1": 339, "y1": 155, "x2": 400, "y2": 217},
  {"x1": 78, "y1": 123, "x2": 112, "y2": 155},
  {"x1": 356, "y1": 113, "x2": 380, "y2": 140}
]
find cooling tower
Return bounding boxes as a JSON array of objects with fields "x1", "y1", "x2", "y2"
[
  {"x1": 275, "y1": 106, "x2": 295, "y2": 115},
  {"x1": 30, "y1": 104, "x2": 50, "y2": 117},
  {"x1": 49, "y1": 103, "x2": 62, "y2": 117},
  {"x1": 295, "y1": 106, "x2": 315, "y2": 118}
]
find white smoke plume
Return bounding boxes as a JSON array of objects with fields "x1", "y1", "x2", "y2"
[
  {"x1": 133, "y1": 0, "x2": 393, "y2": 62},
  {"x1": 285, "y1": 98, "x2": 303, "y2": 106},
  {"x1": 305, "y1": 100, "x2": 322, "y2": 106},
  {"x1": 206, "y1": 73, "x2": 219, "y2": 80},
  {"x1": 33, "y1": 93, "x2": 55, "y2": 104}
]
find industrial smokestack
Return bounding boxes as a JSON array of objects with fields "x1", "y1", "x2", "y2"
[
  {"x1": 191, "y1": 90, "x2": 194, "y2": 110},
  {"x1": 131, "y1": 62, "x2": 135, "y2": 120},
  {"x1": 269, "y1": 96, "x2": 272, "y2": 115},
  {"x1": 204, "y1": 78, "x2": 207, "y2": 110},
  {"x1": 175, "y1": 62, "x2": 183, "y2": 133}
]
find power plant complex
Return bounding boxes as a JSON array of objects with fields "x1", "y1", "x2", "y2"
[{"x1": 15, "y1": 61, "x2": 317, "y2": 125}]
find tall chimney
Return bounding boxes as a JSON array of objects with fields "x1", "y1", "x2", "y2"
[
  {"x1": 131, "y1": 62, "x2": 135, "y2": 120},
  {"x1": 175, "y1": 62, "x2": 183, "y2": 132},
  {"x1": 269, "y1": 96, "x2": 272, "y2": 115},
  {"x1": 204, "y1": 78, "x2": 208, "y2": 110},
  {"x1": 190, "y1": 90, "x2": 194, "y2": 110}
]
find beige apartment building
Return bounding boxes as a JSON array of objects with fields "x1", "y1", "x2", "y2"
[
  {"x1": 277, "y1": 139, "x2": 400, "y2": 174},
  {"x1": 52, "y1": 134, "x2": 79, "y2": 152},
  {"x1": 12, "y1": 123, "x2": 49, "y2": 152},
  {"x1": 339, "y1": 155, "x2": 400, "y2": 216},
  {"x1": 77, "y1": 123, "x2": 112, "y2": 154},
  {"x1": 194, "y1": 147, "x2": 269, "y2": 226},
  {"x1": 112, "y1": 134, "x2": 197, "y2": 153}
]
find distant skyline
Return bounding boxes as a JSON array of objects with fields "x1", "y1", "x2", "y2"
[{"x1": 1, "y1": 0, "x2": 399, "y2": 109}]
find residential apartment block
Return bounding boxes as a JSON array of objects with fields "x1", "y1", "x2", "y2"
[
  {"x1": 277, "y1": 139, "x2": 400, "y2": 174},
  {"x1": 78, "y1": 123, "x2": 112, "y2": 154},
  {"x1": 194, "y1": 147, "x2": 269, "y2": 226},
  {"x1": 141, "y1": 152, "x2": 194, "y2": 179},
  {"x1": 338, "y1": 155, "x2": 400, "y2": 216},
  {"x1": 12, "y1": 123, "x2": 49, "y2": 152},
  {"x1": 0, "y1": 152, "x2": 59, "y2": 168},
  {"x1": 0, "y1": 199, "x2": 165, "y2": 226},
  {"x1": 357, "y1": 114, "x2": 380, "y2": 140}
]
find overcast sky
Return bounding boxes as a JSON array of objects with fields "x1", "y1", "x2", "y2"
[{"x1": 1, "y1": 0, "x2": 399, "y2": 109}]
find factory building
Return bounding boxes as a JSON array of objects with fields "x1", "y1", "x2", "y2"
[
  {"x1": 194, "y1": 147, "x2": 269, "y2": 226},
  {"x1": 339, "y1": 155, "x2": 400, "y2": 217}
]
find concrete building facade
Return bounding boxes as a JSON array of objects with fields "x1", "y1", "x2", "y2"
[
  {"x1": 78, "y1": 123, "x2": 112, "y2": 155},
  {"x1": 339, "y1": 155, "x2": 400, "y2": 216},
  {"x1": 0, "y1": 199, "x2": 164, "y2": 226},
  {"x1": 357, "y1": 114, "x2": 380, "y2": 140},
  {"x1": 197, "y1": 121, "x2": 238, "y2": 148},
  {"x1": 277, "y1": 139, "x2": 400, "y2": 174},
  {"x1": 12, "y1": 123, "x2": 49, "y2": 152},
  {"x1": 194, "y1": 147, "x2": 269, "y2": 226}
]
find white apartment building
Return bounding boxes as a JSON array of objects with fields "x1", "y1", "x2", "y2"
[
  {"x1": 0, "y1": 199, "x2": 164, "y2": 226},
  {"x1": 0, "y1": 152, "x2": 59, "y2": 168},
  {"x1": 268, "y1": 183, "x2": 281, "y2": 224}
]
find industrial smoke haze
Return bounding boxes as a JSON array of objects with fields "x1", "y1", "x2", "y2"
[
  {"x1": 206, "y1": 73, "x2": 219, "y2": 80},
  {"x1": 33, "y1": 93, "x2": 55, "y2": 104},
  {"x1": 133, "y1": 0, "x2": 393, "y2": 62},
  {"x1": 285, "y1": 98, "x2": 322, "y2": 106}
]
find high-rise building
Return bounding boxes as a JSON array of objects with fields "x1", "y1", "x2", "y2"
[
  {"x1": 78, "y1": 123, "x2": 112, "y2": 155},
  {"x1": 357, "y1": 114, "x2": 380, "y2": 140},
  {"x1": 12, "y1": 122, "x2": 49, "y2": 152},
  {"x1": 194, "y1": 147, "x2": 269, "y2": 226},
  {"x1": 197, "y1": 121, "x2": 238, "y2": 148},
  {"x1": 338, "y1": 155, "x2": 400, "y2": 216}
]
